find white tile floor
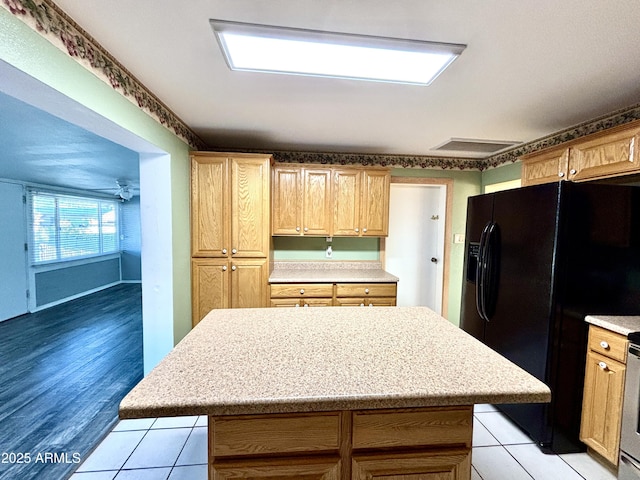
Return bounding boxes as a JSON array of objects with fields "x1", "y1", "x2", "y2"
[{"x1": 70, "y1": 405, "x2": 617, "y2": 480}]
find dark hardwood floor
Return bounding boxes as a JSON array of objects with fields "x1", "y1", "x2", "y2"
[{"x1": 0, "y1": 283, "x2": 143, "y2": 480}]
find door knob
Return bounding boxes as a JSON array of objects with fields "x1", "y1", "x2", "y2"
[{"x1": 431, "y1": 257, "x2": 438, "y2": 263}]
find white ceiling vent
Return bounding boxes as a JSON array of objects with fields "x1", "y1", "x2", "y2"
[{"x1": 433, "y1": 138, "x2": 520, "y2": 155}]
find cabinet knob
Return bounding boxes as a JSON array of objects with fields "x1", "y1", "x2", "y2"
[
  {"x1": 355, "y1": 228, "x2": 359, "y2": 233},
  {"x1": 363, "y1": 228, "x2": 367, "y2": 233},
  {"x1": 570, "y1": 169, "x2": 577, "y2": 175},
  {"x1": 222, "y1": 248, "x2": 227, "y2": 254},
  {"x1": 231, "y1": 248, "x2": 237, "y2": 254},
  {"x1": 222, "y1": 265, "x2": 227, "y2": 271},
  {"x1": 303, "y1": 303, "x2": 309, "y2": 308},
  {"x1": 294, "y1": 303, "x2": 300, "y2": 308},
  {"x1": 360, "y1": 303, "x2": 365, "y2": 307},
  {"x1": 364, "y1": 288, "x2": 370, "y2": 294},
  {"x1": 558, "y1": 172, "x2": 565, "y2": 178},
  {"x1": 600, "y1": 341, "x2": 610, "y2": 349},
  {"x1": 296, "y1": 226, "x2": 301, "y2": 232},
  {"x1": 369, "y1": 303, "x2": 373, "y2": 307},
  {"x1": 231, "y1": 265, "x2": 237, "y2": 271},
  {"x1": 303, "y1": 227, "x2": 309, "y2": 232},
  {"x1": 300, "y1": 289, "x2": 305, "y2": 295},
  {"x1": 598, "y1": 361, "x2": 608, "y2": 370}
]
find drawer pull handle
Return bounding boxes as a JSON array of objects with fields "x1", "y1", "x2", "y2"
[
  {"x1": 300, "y1": 289, "x2": 305, "y2": 295},
  {"x1": 599, "y1": 361, "x2": 608, "y2": 370},
  {"x1": 600, "y1": 341, "x2": 610, "y2": 349},
  {"x1": 364, "y1": 288, "x2": 370, "y2": 294}
]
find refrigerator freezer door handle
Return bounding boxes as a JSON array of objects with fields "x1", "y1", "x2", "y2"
[
  {"x1": 476, "y1": 221, "x2": 492, "y2": 321},
  {"x1": 483, "y1": 222, "x2": 500, "y2": 321}
]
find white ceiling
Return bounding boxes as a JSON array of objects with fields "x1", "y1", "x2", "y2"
[{"x1": 3, "y1": 1, "x2": 640, "y2": 191}]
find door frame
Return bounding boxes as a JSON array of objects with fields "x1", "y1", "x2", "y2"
[{"x1": 381, "y1": 177, "x2": 453, "y2": 318}]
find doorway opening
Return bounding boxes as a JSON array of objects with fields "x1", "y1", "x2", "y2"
[{"x1": 383, "y1": 177, "x2": 452, "y2": 316}]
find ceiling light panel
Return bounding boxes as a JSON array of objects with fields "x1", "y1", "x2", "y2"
[{"x1": 210, "y1": 20, "x2": 465, "y2": 86}]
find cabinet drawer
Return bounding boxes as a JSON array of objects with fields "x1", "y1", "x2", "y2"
[
  {"x1": 335, "y1": 283, "x2": 396, "y2": 298},
  {"x1": 335, "y1": 297, "x2": 396, "y2": 307},
  {"x1": 353, "y1": 407, "x2": 473, "y2": 450},
  {"x1": 211, "y1": 413, "x2": 340, "y2": 457},
  {"x1": 270, "y1": 283, "x2": 334, "y2": 298},
  {"x1": 588, "y1": 325, "x2": 628, "y2": 363}
]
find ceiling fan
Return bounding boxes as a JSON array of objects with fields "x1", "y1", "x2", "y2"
[{"x1": 92, "y1": 179, "x2": 137, "y2": 201}]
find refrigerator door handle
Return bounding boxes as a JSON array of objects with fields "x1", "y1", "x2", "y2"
[
  {"x1": 476, "y1": 221, "x2": 492, "y2": 321},
  {"x1": 483, "y1": 222, "x2": 500, "y2": 321}
]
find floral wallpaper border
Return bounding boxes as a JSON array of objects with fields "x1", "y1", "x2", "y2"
[
  {"x1": 2, "y1": 0, "x2": 207, "y2": 150},
  {"x1": 4, "y1": 0, "x2": 640, "y2": 171}
]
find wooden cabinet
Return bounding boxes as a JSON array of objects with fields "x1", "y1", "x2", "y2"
[
  {"x1": 191, "y1": 152, "x2": 271, "y2": 325},
  {"x1": 209, "y1": 407, "x2": 472, "y2": 480},
  {"x1": 580, "y1": 325, "x2": 628, "y2": 466},
  {"x1": 333, "y1": 168, "x2": 390, "y2": 237},
  {"x1": 271, "y1": 166, "x2": 332, "y2": 235},
  {"x1": 521, "y1": 122, "x2": 640, "y2": 186},
  {"x1": 270, "y1": 283, "x2": 334, "y2": 307},
  {"x1": 335, "y1": 283, "x2": 397, "y2": 307},
  {"x1": 269, "y1": 282, "x2": 397, "y2": 307},
  {"x1": 272, "y1": 164, "x2": 390, "y2": 237}
]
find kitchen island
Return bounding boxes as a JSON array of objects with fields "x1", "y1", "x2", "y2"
[{"x1": 120, "y1": 307, "x2": 550, "y2": 480}]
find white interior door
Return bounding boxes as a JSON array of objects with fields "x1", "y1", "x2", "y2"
[
  {"x1": 386, "y1": 183, "x2": 445, "y2": 313},
  {"x1": 0, "y1": 181, "x2": 28, "y2": 321}
]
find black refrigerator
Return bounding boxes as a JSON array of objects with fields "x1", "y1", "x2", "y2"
[{"x1": 461, "y1": 181, "x2": 640, "y2": 453}]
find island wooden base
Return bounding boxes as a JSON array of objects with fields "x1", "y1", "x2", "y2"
[{"x1": 208, "y1": 405, "x2": 473, "y2": 480}]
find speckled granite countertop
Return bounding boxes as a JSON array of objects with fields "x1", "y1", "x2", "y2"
[
  {"x1": 269, "y1": 261, "x2": 399, "y2": 283},
  {"x1": 120, "y1": 307, "x2": 550, "y2": 419},
  {"x1": 585, "y1": 315, "x2": 640, "y2": 336}
]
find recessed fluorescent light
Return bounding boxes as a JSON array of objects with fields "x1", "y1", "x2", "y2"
[{"x1": 210, "y1": 20, "x2": 465, "y2": 86}]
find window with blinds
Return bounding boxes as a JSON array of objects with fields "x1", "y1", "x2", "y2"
[{"x1": 29, "y1": 190, "x2": 119, "y2": 264}]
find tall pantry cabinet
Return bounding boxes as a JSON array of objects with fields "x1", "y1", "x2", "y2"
[{"x1": 191, "y1": 152, "x2": 271, "y2": 326}]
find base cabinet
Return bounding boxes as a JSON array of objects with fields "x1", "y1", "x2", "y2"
[
  {"x1": 269, "y1": 282, "x2": 397, "y2": 307},
  {"x1": 209, "y1": 407, "x2": 472, "y2": 480},
  {"x1": 580, "y1": 325, "x2": 628, "y2": 466},
  {"x1": 192, "y1": 258, "x2": 269, "y2": 324}
]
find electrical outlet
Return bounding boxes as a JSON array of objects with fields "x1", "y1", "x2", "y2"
[{"x1": 326, "y1": 246, "x2": 333, "y2": 258}]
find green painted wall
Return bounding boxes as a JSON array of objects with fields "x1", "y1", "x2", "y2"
[
  {"x1": 0, "y1": 9, "x2": 192, "y2": 365},
  {"x1": 481, "y1": 161, "x2": 522, "y2": 190},
  {"x1": 273, "y1": 236, "x2": 379, "y2": 261}
]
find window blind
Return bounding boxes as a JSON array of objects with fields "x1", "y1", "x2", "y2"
[{"x1": 28, "y1": 190, "x2": 120, "y2": 264}]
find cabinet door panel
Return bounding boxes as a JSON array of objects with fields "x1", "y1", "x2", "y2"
[
  {"x1": 272, "y1": 167, "x2": 302, "y2": 235},
  {"x1": 361, "y1": 171, "x2": 390, "y2": 236},
  {"x1": 352, "y1": 450, "x2": 470, "y2": 480},
  {"x1": 521, "y1": 148, "x2": 569, "y2": 186},
  {"x1": 191, "y1": 156, "x2": 228, "y2": 256},
  {"x1": 192, "y1": 259, "x2": 229, "y2": 325},
  {"x1": 231, "y1": 157, "x2": 270, "y2": 257},
  {"x1": 570, "y1": 127, "x2": 640, "y2": 181},
  {"x1": 231, "y1": 259, "x2": 269, "y2": 308},
  {"x1": 303, "y1": 169, "x2": 332, "y2": 235},
  {"x1": 579, "y1": 350, "x2": 626, "y2": 464},
  {"x1": 333, "y1": 169, "x2": 361, "y2": 236}
]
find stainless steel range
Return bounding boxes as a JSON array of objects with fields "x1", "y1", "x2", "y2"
[{"x1": 620, "y1": 332, "x2": 640, "y2": 479}]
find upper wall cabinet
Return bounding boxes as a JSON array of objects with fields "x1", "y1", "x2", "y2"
[
  {"x1": 272, "y1": 164, "x2": 390, "y2": 237},
  {"x1": 192, "y1": 153, "x2": 271, "y2": 257},
  {"x1": 521, "y1": 122, "x2": 640, "y2": 186}
]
